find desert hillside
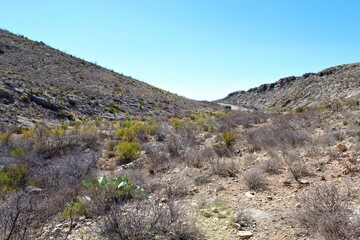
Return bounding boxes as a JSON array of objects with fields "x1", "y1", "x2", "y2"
[
  {"x1": 219, "y1": 63, "x2": 360, "y2": 110},
  {"x1": 0, "y1": 29, "x2": 218, "y2": 126}
]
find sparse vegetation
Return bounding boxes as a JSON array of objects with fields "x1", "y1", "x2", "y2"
[{"x1": 296, "y1": 182, "x2": 360, "y2": 240}]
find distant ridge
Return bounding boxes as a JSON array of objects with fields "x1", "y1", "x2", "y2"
[
  {"x1": 0, "y1": 29, "x2": 218, "y2": 125},
  {"x1": 219, "y1": 62, "x2": 360, "y2": 110}
]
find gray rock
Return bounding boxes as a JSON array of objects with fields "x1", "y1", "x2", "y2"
[
  {"x1": 17, "y1": 116, "x2": 35, "y2": 128},
  {"x1": 235, "y1": 208, "x2": 273, "y2": 222},
  {"x1": 25, "y1": 186, "x2": 43, "y2": 194},
  {"x1": 28, "y1": 93, "x2": 64, "y2": 111},
  {"x1": 0, "y1": 87, "x2": 15, "y2": 104},
  {"x1": 238, "y1": 230, "x2": 254, "y2": 239}
]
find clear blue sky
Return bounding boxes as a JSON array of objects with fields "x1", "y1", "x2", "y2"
[{"x1": 1, "y1": 1, "x2": 360, "y2": 100}]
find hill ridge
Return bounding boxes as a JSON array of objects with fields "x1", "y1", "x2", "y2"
[
  {"x1": 220, "y1": 62, "x2": 360, "y2": 110},
  {"x1": 0, "y1": 29, "x2": 218, "y2": 125}
]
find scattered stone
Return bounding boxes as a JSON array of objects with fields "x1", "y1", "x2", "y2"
[
  {"x1": 25, "y1": 186, "x2": 43, "y2": 194},
  {"x1": 238, "y1": 230, "x2": 254, "y2": 239},
  {"x1": 217, "y1": 213, "x2": 227, "y2": 219},
  {"x1": 337, "y1": 144, "x2": 348, "y2": 152},
  {"x1": 298, "y1": 179, "x2": 310, "y2": 185},
  {"x1": 215, "y1": 184, "x2": 226, "y2": 192},
  {"x1": 229, "y1": 222, "x2": 240, "y2": 229},
  {"x1": 235, "y1": 208, "x2": 273, "y2": 222},
  {"x1": 245, "y1": 191, "x2": 255, "y2": 198}
]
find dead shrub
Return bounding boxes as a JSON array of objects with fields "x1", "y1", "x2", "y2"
[
  {"x1": 184, "y1": 148, "x2": 216, "y2": 168},
  {"x1": 156, "y1": 124, "x2": 171, "y2": 142},
  {"x1": 243, "y1": 117, "x2": 310, "y2": 151},
  {"x1": 209, "y1": 158, "x2": 239, "y2": 177},
  {"x1": 296, "y1": 182, "x2": 360, "y2": 240},
  {"x1": 217, "y1": 111, "x2": 268, "y2": 130},
  {"x1": 102, "y1": 198, "x2": 202, "y2": 240},
  {"x1": 177, "y1": 124, "x2": 198, "y2": 146},
  {"x1": 283, "y1": 152, "x2": 310, "y2": 181},
  {"x1": 213, "y1": 143, "x2": 233, "y2": 158},
  {"x1": 146, "y1": 153, "x2": 171, "y2": 174},
  {"x1": 243, "y1": 168, "x2": 267, "y2": 191},
  {"x1": 261, "y1": 156, "x2": 282, "y2": 174},
  {"x1": 0, "y1": 193, "x2": 36, "y2": 239},
  {"x1": 167, "y1": 135, "x2": 185, "y2": 157},
  {"x1": 339, "y1": 158, "x2": 359, "y2": 175}
]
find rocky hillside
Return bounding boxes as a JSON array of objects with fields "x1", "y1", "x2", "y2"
[
  {"x1": 219, "y1": 62, "x2": 360, "y2": 110},
  {"x1": 0, "y1": 29, "x2": 218, "y2": 126}
]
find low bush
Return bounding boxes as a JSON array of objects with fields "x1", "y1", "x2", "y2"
[
  {"x1": 156, "y1": 124, "x2": 171, "y2": 141},
  {"x1": 261, "y1": 156, "x2": 282, "y2": 174},
  {"x1": 0, "y1": 131, "x2": 13, "y2": 146},
  {"x1": 69, "y1": 176, "x2": 146, "y2": 217},
  {"x1": 103, "y1": 198, "x2": 201, "y2": 240},
  {"x1": 115, "y1": 141, "x2": 142, "y2": 163},
  {"x1": 209, "y1": 158, "x2": 238, "y2": 177},
  {"x1": 184, "y1": 148, "x2": 216, "y2": 168},
  {"x1": 243, "y1": 122, "x2": 309, "y2": 151},
  {"x1": 170, "y1": 117, "x2": 187, "y2": 130},
  {"x1": 296, "y1": 182, "x2": 360, "y2": 240},
  {"x1": 213, "y1": 143, "x2": 234, "y2": 158},
  {"x1": 146, "y1": 152, "x2": 171, "y2": 174},
  {"x1": 243, "y1": 168, "x2": 267, "y2": 191},
  {"x1": 0, "y1": 164, "x2": 28, "y2": 193},
  {"x1": 10, "y1": 146, "x2": 26, "y2": 159},
  {"x1": 283, "y1": 152, "x2": 310, "y2": 181},
  {"x1": 167, "y1": 135, "x2": 185, "y2": 157}
]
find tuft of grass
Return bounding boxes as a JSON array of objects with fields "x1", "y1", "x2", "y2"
[
  {"x1": 10, "y1": 147, "x2": 26, "y2": 159},
  {"x1": 221, "y1": 130, "x2": 236, "y2": 147}
]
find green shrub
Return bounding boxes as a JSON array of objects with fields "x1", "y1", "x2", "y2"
[
  {"x1": 222, "y1": 130, "x2": 237, "y2": 147},
  {"x1": 82, "y1": 176, "x2": 145, "y2": 204},
  {"x1": 62, "y1": 196, "x2": 89, "y2": 219},
  {"x1": 108, "y1": 103, "x2": 121, "y2": 114},
  {"x1": 295, "y1": 107, "x2": 305, "y2": 113},
  {"x1": 0, "y1": 164, "x2": 28, "y2": 192},
  {"x1": 107, "y1": 140, "x2": 117, "y2": 151},
  {"x1": 10, "y1": 147, "x2": 26, "y2": 158},
  {"x1": 19, "y1": 93, "x2": 29, "y2": 102},
  {"x1": 0, "y1": 131, "x2": 13, "y2": 146},
  {"x1": 116, "y1": 141, "x2": 142, "y2": 162},
  {"x1": 170, "y1": 117, "x2": 187, "y2": 130},
  {"x1": 115, "y1": 128, "x2": 136, "y2": 141}
]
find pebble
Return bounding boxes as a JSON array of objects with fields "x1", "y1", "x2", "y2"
[{"x1": 238, "y1": 230, "x2": 254, "y2": 239}]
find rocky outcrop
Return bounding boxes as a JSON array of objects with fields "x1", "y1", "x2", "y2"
[
  {"x1": 219, "y1": 62, "x2": 360, "y2": 110},
  {"x1": 27, "y1": 93, "x2": 64, "y2": 111},
  {"x1": 0, "y1": 87, "x2": 14, "y2": 104}
]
